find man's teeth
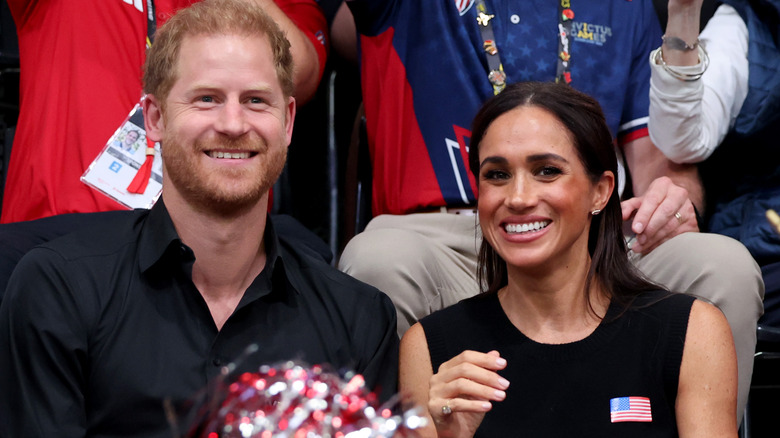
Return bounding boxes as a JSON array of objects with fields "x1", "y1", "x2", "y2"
[
  {"x1": 208, "y1": 151, "x2": 251, "y2": 159},
  {"x1": 505, "y1": 221, "x2": 550, "y2": 234}
]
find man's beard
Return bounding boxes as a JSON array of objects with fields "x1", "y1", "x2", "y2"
[{"x1": 161, "y1": 132, "x2": 287, "y2": 217}]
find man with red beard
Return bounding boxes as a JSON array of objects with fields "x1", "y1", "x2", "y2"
[{"x1": 0, "y1": 1, "x2": 398, "y2": 436}]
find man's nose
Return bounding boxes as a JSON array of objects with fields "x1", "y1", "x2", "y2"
[{"x1": 214, "y1": 101, "x2": 249, "y2": 137}]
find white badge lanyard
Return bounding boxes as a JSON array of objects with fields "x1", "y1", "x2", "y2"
[{"x1": 82, "y1": 1, "x2": 163, "y2": 209}]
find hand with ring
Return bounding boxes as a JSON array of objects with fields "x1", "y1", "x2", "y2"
[
  {"x1": 620, "y1": 176, "x2": 700, "y2": 254},
  {"x1": 426, "y1": 350, "x2": 509, "y2": 437}
]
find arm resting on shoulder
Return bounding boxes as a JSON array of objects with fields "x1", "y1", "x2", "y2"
[
  {"x1": 676, "y1": 299, "x2": 738, "y2": 437},
  {"x1": 649, "y1": 4, "x2": 748, "y2": 163}
]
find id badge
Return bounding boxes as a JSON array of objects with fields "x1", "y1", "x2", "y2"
[{"x1": 81, "y1": 99, "x2": 163, "y2": 209}]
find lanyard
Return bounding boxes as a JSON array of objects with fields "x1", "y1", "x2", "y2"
[
  {"x1": 475, "y1": 0, "x2": 506, "y2": 95},
  {"x1": 556, "y1": 0, "x2": 574, "y2": 84},
  {"x1": 126, "y1": 0, "x2": 158, "y2": 196},
  {"x1": 146, "y1": 0, "x2": 157, "y2": 48}
]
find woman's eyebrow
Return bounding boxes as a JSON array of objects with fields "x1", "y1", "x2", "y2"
[{"x1": 479, "y1": 156, "x2": 508, "y2": 170}]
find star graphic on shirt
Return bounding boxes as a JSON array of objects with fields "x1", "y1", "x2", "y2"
[
  {"x1": 519, "y1": 44, "x2": 532, "y2": 57},
  {"x1": 536, "y1": 36, "x2": 547, "y2": 48},
  {"x1": 535, "y1": 58, "x2": 550, "y2": 72},
  {"x1": 516, "y1": 22, "x2": 532, "y2": 34},
  {"x1": 503, "y1": 50, "x2": 518, "y2": 68},
  {"x1": 516, "y1": 66, "x2": 533, "y2": 80}
]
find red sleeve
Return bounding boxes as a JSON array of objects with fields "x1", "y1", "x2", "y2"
[{"x1": 274, "y1": 0, "x2": 329, "y2": 83}]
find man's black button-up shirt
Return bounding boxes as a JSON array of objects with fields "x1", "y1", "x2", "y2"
[{"x1": 0, "y1": 200, "x2": 399, "y2": 437}]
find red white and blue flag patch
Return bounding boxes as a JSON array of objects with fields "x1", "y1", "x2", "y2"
[
  {"x1": 454, "y1": 0, "x2": 475, "y2": 16},
  {"x1": 610, "y1": 396, "x2": 652, "y2": 423}
]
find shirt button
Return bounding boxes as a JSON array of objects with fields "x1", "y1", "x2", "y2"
[
  {"x1": 510, "y1": 14, "x2": 520, "y2": 24},
  {"x1": 212, "y1": 357, "x2": 222, "y2": 367}
]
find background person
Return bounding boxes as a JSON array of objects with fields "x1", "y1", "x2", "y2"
[
  {"x1": 648, "y1": 0, "x2": 780, "y2": 327},
  {"x1": 1, "y1": 0, "x2": 328, "y2": 223}
]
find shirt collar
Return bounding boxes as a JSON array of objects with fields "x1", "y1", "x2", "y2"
[
  {"x1": 137, "y1": 199, "x2": 296, "y2": 297},
  {"x1": 138, "y1": 198, "x2": 183, "y2": 273}
]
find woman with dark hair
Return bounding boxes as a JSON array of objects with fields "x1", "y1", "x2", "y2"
[{"x1": 399, "y1": 82, "x2": 737, "y2": 437}]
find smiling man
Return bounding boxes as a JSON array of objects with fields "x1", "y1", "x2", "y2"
[{"x1": 0, "y1": 1, "x2": 398, "y2": 436}]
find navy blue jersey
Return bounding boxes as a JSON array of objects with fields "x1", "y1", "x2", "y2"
[{"x1": 350, "y1": 0, "x2": 661, "y2": 214}]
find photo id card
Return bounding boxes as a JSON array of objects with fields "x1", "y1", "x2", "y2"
[{"x1": 81, "y1": 101, "x2": 163, "y2": 209}]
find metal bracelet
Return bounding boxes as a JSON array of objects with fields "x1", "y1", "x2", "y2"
[{"x1": 652, "y1": 44, "x2": 709, "y2": 82}]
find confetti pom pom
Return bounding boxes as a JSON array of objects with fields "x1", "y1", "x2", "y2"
[{"x1": 174, "y1": 359, "x2": 425, "y2": 438}]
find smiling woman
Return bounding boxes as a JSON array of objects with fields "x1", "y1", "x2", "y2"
[
  {"x1": 398, "y1": 82, "x2": 739, "y2": 438},
  {"x1": 474, "y1": 105, "x2": 611, "y2": 280}
]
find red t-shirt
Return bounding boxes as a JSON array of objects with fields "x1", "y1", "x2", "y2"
[{"x1": 1, "y1": 0, "x2": 327, "y2": 223}]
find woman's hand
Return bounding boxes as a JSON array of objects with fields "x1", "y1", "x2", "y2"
[
  {"x1": 399, "y1": 325, "x2": 510, "y2": 438},
  {"x1": 428, "y1": 350, "x2": 509, "y2": 438}
]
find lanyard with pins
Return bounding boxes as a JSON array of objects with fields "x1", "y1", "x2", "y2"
[
  {"x1": 475, "y1": 0, "x2": 506, "y2": 95},
  {"x1": 146, "y1": 0, "x2": 157, "y2": 48},
  {"x1": 556, "y1": 0, "x2": 574, "y2": 84},
  {"x1": 126, "y1": 0, "x2": 159, "y2": 195}
]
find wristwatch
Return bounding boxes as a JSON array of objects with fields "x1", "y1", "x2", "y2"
[{"x1": 662, "y1": 35, "x2": 699, "y2": 51}]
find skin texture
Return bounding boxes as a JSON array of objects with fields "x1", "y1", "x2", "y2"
[
  {"x1": 476, "y1": 107, "x2": 611, "y2": 275},
  {"x1": 143, "y1": 32, "x2": 295, "y2": 330},
  {"x1": 662, "y1": 0, "x2": 704, "y2": 66},
  {"x1": 155, "y1": 34, "x2": 292, "y2": 216}
]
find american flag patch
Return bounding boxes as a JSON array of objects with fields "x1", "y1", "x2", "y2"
[
  {"x1": 454, "y1": 0, "x2": 475, "y2": 16},
  {"x1": 610, "y1": 396, "x2": 652, "y2": 423}
]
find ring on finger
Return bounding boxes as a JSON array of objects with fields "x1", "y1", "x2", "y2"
[
  {"x1": 674, "y1": 211, "x2": 683, "y2": 224},
  {"x1": 442, "y1": 401, "x2": 453, "y2": 415}
]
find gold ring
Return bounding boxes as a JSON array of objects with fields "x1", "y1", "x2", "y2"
[{"x1": 674, "y1": 211, "x2": 683, "y2": 224}]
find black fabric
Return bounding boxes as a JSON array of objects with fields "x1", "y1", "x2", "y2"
[
  {"x1": 0, "y1": 199, "x2": 398, "y2": 438},
  {"x1": 759, "y1": 261, "x2": 780, "y2": 328},
  {"x1": 420, "y1": 290, "x2": 694, "y2": 437},
  {"x1": 0, "y1": 211, "x2": 128, "y2": 302},
  {"x1": 0, "y1": 210, "x2": 333, "y2": 304}
]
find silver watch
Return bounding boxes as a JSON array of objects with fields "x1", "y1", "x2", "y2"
[{"x1": 661, "y1": 35, "x2": 699, "y2": 51}]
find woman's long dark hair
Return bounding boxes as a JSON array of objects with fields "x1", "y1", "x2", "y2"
[{"x1": 468, "y1": 82, "x2": 663, "y2": 306}]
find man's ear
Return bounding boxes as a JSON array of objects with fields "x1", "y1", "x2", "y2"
[
  {"x1": 283, "y1": 96, "x2": 296, "y2": 147},
  {"x1": 142, "y1": 94, "x2": 164, "y2": 142}
]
